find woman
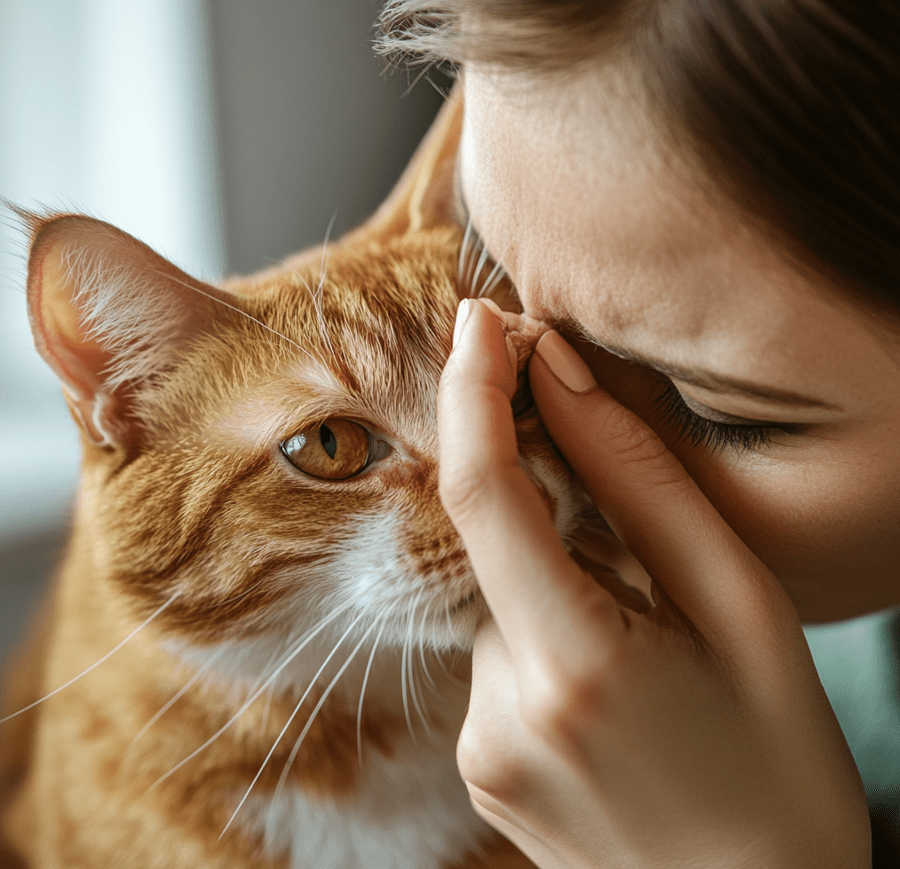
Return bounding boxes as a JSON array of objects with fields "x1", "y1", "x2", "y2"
[{"x1": 378, "y1": 1, "x2": 899, "y2": 866}]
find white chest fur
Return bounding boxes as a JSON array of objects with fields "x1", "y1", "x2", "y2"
[{"x1": 240, "y1": 734, "x2": 491, "y2": 869}]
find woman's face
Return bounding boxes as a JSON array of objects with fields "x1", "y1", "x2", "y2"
[{"x1": 459, "y1": 65, "x2": 900, "y2": 623}]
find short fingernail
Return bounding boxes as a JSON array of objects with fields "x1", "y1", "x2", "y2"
[
  {"x1": 534, "y1": 331, "x2": 597, "y2": 393},
  {"x1": 480, "y1": 298, "x2": 503, "y2": 317},
  {"x1": 452, "y1": 299, "x2": 471, "y2": 349},
  {"x1": 452, "y1": 299, "x2": 517, "y2": 381}
]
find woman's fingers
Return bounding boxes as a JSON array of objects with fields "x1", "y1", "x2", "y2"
[
  {"x1": 438, "y1": 300, "x2": 626, "y2": 663},
  {"x1": 440, "y1": 310, "x2": 871, "y2": 867},
  {"x1": 529, "y1": 330, "x2": 804, "y2": 658}
]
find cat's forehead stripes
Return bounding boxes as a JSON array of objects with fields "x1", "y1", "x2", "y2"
[
  {"x1": 207, "y1": 231, "x2": 462, "y2": 456},
  {"x1": 213, "y1": 356, "x2": 438, "y2": 459},
  {"x1": 215, "y1": 358, "x2": 349, "y2": 452}
]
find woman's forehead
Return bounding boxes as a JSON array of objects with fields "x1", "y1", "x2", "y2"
[
  {"x1": 459, "y1": 66, "x2": 900, "y2": 405},
  {"x1": 461, "y1": 68, "x2": 773, "y2": 320}
]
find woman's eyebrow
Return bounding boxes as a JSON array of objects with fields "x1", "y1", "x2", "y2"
[
  {"x1": 572, "y1": 323, "x2": 844, "y2": 411},
  {"x1": 455, "y1": 175, "x2": 839, "y2": 412}
]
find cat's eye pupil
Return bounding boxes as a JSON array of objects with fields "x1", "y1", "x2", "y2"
[
  {"x1": 320, "y1": 424, "x2": 338, "y2": 460},
  {"x1": 280, "y1": 418, "x2": 372, "y2": 480}
]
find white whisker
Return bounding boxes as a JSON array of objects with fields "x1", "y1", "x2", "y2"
[
  {"x1": 271, "y1": 620, "x2": 377, "y2": 805},
  {"x1": 460, "y1": 217, "x2": 485, "y2": 300},
  {"x1": 458, "y1": 216, "x2": 474, "y2": 287},
  {"x1": 0, "y1": 594, "x2": 178, "y2": 725},
  {"x1": 129, "y1": 648, "x2": 224, "y2": 750},
  {"x1": 472, "y1": 242, "x2": 491, "y2": 298},
  {"x1": 318, "y1": 211, "x2": 338, "y2": 287},
  {"x1": 477, "y1": 257, "x2": 505, "y2": 299},
  {"x1": 250, "y1": 641, "x2": 284, "y2": 740},
  {"x1": 258, "y1": 683, "x2": 274, "y2": 739},
  {"x1": 400, "y1": 611, "x2": 415, "y2": 745},
  {"x1": 465, "y1": 237, "x2": 480, "y2": 296},
  {"x1": 409, "y1": 589, "x2": 432, "y2": 736},
  {"x1": 418, "y1": 599, "x2": 438, "y2": 693},
  {"x1": 314, "y1": 212, "x2": 338, "y2": 314},
  {"x1": 157, "y1": 271, "x2": 314, "y2": 361},
  {"x1": 464, "y1": 225, "x2": 482, "y2": 294},
  {"x1": 149, "y1": 603, "x2": 352, "y2": 790},
  {"x1": 401, "y1": 591, "x2": 430, "y2": 742},
  {"x1": 357, "y1": 619, "x2": 387, "y2": 767},
  {"x1": 411, "y1": 599, "x2": 434, "y2": 735},
  {"x1": 219, "y1": 610, "x2": 368, "y2": 838},
  {"x1": 303, "y1": 211, "x2": 341, "y2": 367},
  {"x1": 296, "y1": 271, "x2": 338, "y2": 369},
  {"x1": 435, "y1": 644, "x2": 472, "y2": 692}
]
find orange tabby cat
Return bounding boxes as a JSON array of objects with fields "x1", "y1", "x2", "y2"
[{"x1": 0, "y1": 93, "x2": 596, "y2": 869}]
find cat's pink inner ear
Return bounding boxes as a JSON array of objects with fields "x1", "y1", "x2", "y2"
[
  {"x1": 30, "y1": 241, "x2": 113, "y2": 400},
  {"x1": 26, "y1": 221, "x2": 125, "y2": 446},
  {"x1": 24, "y1": 213, "x2": 236, "y2": 448}
]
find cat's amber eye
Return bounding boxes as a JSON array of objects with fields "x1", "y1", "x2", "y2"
[{"x1": 280, "y1": 419, "x2": 372, "y2": 480}]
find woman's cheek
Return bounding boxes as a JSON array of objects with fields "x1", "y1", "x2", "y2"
[
  {"x1": 553, "y1": 332, "x2": 900, "y2": 618},
  {"x1": 674, "y1": 438, "x2": 900, "y2": 620}
]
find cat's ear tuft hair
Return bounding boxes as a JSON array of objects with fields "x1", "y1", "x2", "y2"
[{"x1": 24, "y1": 211, "x2": 234, "y2": 448}]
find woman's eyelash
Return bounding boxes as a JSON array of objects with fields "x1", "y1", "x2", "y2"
[{"x1": 652, "y1": 379, "x2": 794, "y2": 453}]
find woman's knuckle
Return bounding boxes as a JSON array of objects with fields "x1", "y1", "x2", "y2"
[
  {"x1": 600, "y1": 402, "x2": 665, "y2": 462},
  {"x1": 440, "y1": 461, "x2": 522, "y2": 525},
  {"x1": 599, "y1": 403, "x2": 690, "y2": 490},
  {"x1": 457, "y1": 721, "x2": 527, "y2": 798},
  {"x1": 521, "y1": 661, "x2": 606, "y2": 746},
  {"x1": 438, "y1": 462, "x2": 488, "y2": 521}
]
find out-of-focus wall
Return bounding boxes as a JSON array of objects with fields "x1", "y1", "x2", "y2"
[{"x1": 207, "y1": 0, "x2": 446, "y2": 274}]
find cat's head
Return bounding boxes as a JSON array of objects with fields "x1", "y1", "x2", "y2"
[{"x1": 21, "y1": 92, "x2": 595, "y2": 663}]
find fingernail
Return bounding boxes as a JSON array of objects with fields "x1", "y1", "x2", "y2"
[
  {"x1": 534, "y1": 331, "x2": 597, "y2": 393},
  {"x1": 480, "y1": 298, "x2": 503, "y2": 317},
  {"x1": 452, "y1": 300, "x2": 517, "y2": 381},
  {"x1": 452, "y1": 298, "x2": 471, "y2": 349}
]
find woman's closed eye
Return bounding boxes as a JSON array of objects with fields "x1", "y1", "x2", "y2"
[{"x1": 652, "y1": 378, "x2": 804, "y2": 454}]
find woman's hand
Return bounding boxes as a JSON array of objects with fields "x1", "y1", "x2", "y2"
[{"x1": 437, "y1": 299, "x2": 871, "y2": 869}]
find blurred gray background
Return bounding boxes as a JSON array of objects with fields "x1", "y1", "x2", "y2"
[{"x1": 0, "y1": 0, "x2": 897, "y2": 826}]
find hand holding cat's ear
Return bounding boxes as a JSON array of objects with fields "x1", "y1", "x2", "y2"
[{"x1": 437, "y1": 300, "x2": 871, "y2": 868}]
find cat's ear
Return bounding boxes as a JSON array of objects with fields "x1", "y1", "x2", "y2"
[
  {"x1": 348, "y1": 83, "x2": 463, "y2": 242},
  {"x1": 24, "y1": 211, "x2": 234, "y2": 448}
]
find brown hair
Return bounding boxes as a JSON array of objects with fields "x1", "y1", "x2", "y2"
[{"x1": 377, "y1": 0, "x2": 900, "y2": 310}]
